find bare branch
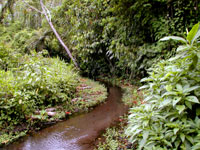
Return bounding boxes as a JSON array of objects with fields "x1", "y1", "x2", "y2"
[
  {"x1": 23, "y1": 0, "x2": 79, "y2": 68},
  {"x1": 43, "y1": 3, "x2": 51, "y2": 22},
  {"x1": 39, "y1": 0, "x2": 79, "y2": 68},
  {"x1": 22, "y1": 0, "x2": 43, "y2": 14}
]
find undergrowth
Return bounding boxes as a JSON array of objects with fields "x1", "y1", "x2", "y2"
[
  {"x1": 126, "y1": 23, "x2": 200, "y2": 150},
  {"x1": 95, "y1": 79, "x2": 144, "y2": 150},
  {"x1": 96, "y1": 116, "x2": 133, "y2": 150}
]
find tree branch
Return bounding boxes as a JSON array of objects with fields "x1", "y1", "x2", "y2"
[
  {"x1": 22, "y1": 0, "x2": 79, "y2": 68},
  {"x1": 23, "y1": 0, "x2": 79, "y2": 68},
  {"x1": 39, "y1": 0, "x2": 78, "y2": 68},
  {"x1": 22, "y1": 0, "x2": 43, "y2": 14}
]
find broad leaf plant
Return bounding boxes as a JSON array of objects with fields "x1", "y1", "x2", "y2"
[{"x1": 126, "y1": 23, "x2": 200, "y2": 150}]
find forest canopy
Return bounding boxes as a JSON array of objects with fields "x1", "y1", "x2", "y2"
[{"x1": 1, "y1": 0, "x2": 199, "y2": 78}]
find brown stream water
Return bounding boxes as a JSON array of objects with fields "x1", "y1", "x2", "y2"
[{"x1": 4, "y1": 85, "x2": 128, "y2": 150}]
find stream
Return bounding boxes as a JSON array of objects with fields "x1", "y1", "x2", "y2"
[{"x1": 4, "y1": 85, "x2": 128, "y2": 150}]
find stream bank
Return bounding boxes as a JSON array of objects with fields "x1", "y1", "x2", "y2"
[
  {"x1": 0, "y1": 78, "x2": 107, "y2": 148},
  {"x1": 4, "y1": 84, "x2": 128, "y2": 150},
  {"x1": 94, "y1": 78, "x2": 144, "y2": 150}
]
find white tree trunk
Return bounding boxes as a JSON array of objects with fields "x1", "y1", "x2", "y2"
[
  {"x1": 23, "y1": 0, "x2": 78, "y2": 68},
  {"x1": 40, "y1": 0, "x2": 78, "y2": 68},
  {"x1": 23, "y1": 0, "x2": 78, "y2": 67}
]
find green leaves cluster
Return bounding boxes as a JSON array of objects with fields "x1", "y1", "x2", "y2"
[
  {"x1": 51, "y1": 0, "x2": 200, "y2": 78},
  {"x1": 0, "y1": 52, "x2": 78, "y2": 129},
  {"x1": 126, "y1": 23, "x2": 200, "y2": 149}
]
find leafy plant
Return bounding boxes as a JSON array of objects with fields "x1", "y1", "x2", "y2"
[
  {"x1": 0, "y1": 52, "x2": 79, "y2": 129},
  {"x1": 126, "y1": 23, "x2": 200, "y2": 150}
]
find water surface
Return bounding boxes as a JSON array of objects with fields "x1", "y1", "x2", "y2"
[{"x1": 5, "y1": 86, "x2": 128, "y2": 150}]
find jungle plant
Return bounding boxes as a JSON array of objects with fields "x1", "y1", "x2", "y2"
[
  {"x1": 0, "y1": 52, "x2": 79, "y2": 129},
  {"x1": 126, "y1": 23, "x2": 200, "y2": 150}
]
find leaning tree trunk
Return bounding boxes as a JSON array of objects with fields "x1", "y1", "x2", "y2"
[
  {"x1": 22, "y1": 0, "x2": 79, "y2": 68},
  {"x1": 39, "y1": 0, "x2": 78, "y2": 68}
]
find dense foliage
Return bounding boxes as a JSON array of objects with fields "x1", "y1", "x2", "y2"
[
  {"x1": 0, "y1": 23, "x2": 108, "y2": 146},
  {"x1": 126, "y1": 23, "x2": 200, "y2": 149},
  {"x1": 49, "y1": 0, "x2": 199, "y2": 78},
  {"x1": 1, "y1": 0, "x2": 199, "y2": 78},
  {"x1": 0, "y1": 51, "x2": 78, "y2": 128},
  {"x1": 2, "y1": 0, "x2": 198, "y2": 78},
  {"x1": 1, "y1": 0, "x2": 200, "y2": 148}
]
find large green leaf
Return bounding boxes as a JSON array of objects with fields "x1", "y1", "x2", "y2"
[
  {"x1": 177, "y1": 45, "x2": 191, "y2": 52},
  {"x1": 166, "y1": 85, "x2": 172, "y2": 92},
  {"x1": 176, "y1": 105, "x2": 186, "y2": 114},
  {"x1": 192, "y1": 28, "x2": 200, "y2": 44},
  {"x1": 180, "y1": 133, "x2": 185, "y2": 142},
  {"x1": 187, "y1": 23, "x2": 200, "y2": 45},
  {"x1": 192, "y1": 143, "x2": 200, "y2": 150},
  {"x1": 174, "y1": 128, "x2": 179, "y2": 135},
  {"x1": 141, "y1": 77, "x2": 153, "y2": 82},
  {"x1": 185, "y1": 101, "x2": 192, "y2": 109},
  {"x1": 160, "y1": 36, "x2": 187, "y2": 43},
  {"x1": 186, "y1": 96, "x2": 199, "y2": 103},
  {"x1": 176, "y1": 84, "x2": 183, "y2": 92},
  {"x1": 139, "y1": 131, "x2": 149, "y2": 150},
  {"x1": 183, "y1": 86, "x2": 200, "y2": 93},
  {"x1": 186, "y1": 135, "x2": 194, "y2": 144}
]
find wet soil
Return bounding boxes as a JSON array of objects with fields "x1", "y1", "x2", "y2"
[{"x1": 4, "y1": 85, "x2": 128, "y2": 150}]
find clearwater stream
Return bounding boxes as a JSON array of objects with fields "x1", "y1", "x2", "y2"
[{"x1": 4, "y1": 85, "x2": 128, "y2": 150}]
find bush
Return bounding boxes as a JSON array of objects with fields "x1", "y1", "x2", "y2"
[
  {"x1": 0, "y1": 42, "x2": 23, "y2": 70},
  {"x1": 0, "y1": 52, "x2": 79, "y2": 129},
  {"x1": 126, "y1": 23, "x2": 200, "y2": 149}
]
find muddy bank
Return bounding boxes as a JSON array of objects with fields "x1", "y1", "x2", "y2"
[{"x1": 4, "y1": 85, "x2": 128, "y2": 150}]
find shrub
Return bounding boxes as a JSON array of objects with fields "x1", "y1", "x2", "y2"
[
  {"x1": 0, "y1": 42, "x2": 22, "y2": 70},
  {"x1": 126, "y1": 23, "x2": 200, "y2": 149},
  {"x1": 0, "y1": 52, "x2": 79, "y2": 128}
]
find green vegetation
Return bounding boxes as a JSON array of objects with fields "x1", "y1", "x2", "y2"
[
  {"x1": 126, "y1": 23, "x2": 200, "y2": 150},
  {"x1": 121, "y1": 82, "x2": 144, "y2": 107},
  {"x1": 0, "y1": 73, "x2": 107, "y2": 146},
  {"x1": 94, "y1": 79, "x2": 143, "y2": 150},
  {"x1": 0, "y1": 53, "x2": 77, "y2": 127},
  {"x1": 72, "y1": 78, "x2": 107, "y2": 112},
  {"x1": 0, "y1": 20, "x2": 107, "y2": 146},
  {"x1": 50, "y1": 0, "x2": 199, "y2": 78},
  {"x1": 0, "y1": 55, "x2": 107, "y2": 145},
  {"x1": 3, "y1": 0, "x2": 198, "y2": 78},
  {"x1": 96, "y1": 116, "x2": 132, "y2": 150},
  {"x1": 1, "y1": 0, "x2": 200, "y2": 149}
]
